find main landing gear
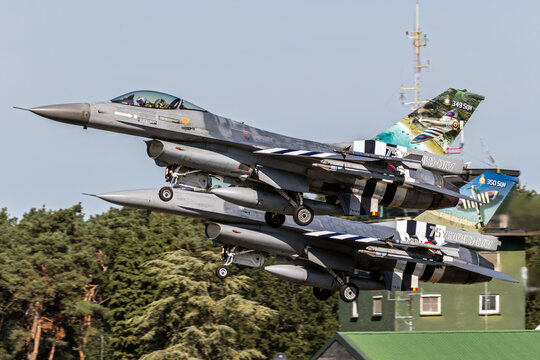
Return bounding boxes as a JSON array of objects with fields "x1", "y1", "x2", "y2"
[
  {"x1": 312, "y1": 283, "x2": 358, "y2": 302},
  {"x1": 264, "y1": 205, "x2": 313, "y2": 228},
  {"x1": 265, "y1": 189, "x2": 314, "y2": 227},
  {"x1": 321, "y1": 266, "x2": 359, "y2": 302},
  {"x1": 293, "y1": 205, "x2": 314, "y2": 227},
  {"x1": 339, "y1": 283, "x2": 359, "y2": 303}
]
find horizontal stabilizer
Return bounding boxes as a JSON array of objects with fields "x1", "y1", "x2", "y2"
[
  {"x1": 443, "y1": 257, "x2": 518, "y2": 283},
  {"x1": 412, "y1": 182, "x2": 483, "y2": 204}
]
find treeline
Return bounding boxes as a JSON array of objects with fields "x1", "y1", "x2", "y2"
[
  {"x1": 0, "y1": 206, "x2": 337, "y2": 360},
  {"x1": 507, "y1": 187, "x2": 540, "y2": 329}
]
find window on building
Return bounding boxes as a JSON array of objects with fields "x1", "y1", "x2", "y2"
[
  {"x1": 420, "y1": 294, "x2": 441, "y2": 315},
  {"x1": 479, "y1": 294, "x2": 500, "y2": 314},
  {"x1": 372, "y1": 296, "x2": 382, "y2": 316},
  {"x1": 479, "y1": 251, "x2": 500, "y2": 271},
  {"x1": 350, "y1": 301, "x2": 358, "y2": 319}
]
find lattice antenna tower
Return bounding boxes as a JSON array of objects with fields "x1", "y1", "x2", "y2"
[{"x1": 401, "y1": 2, "x2": 429, "y2": 110}]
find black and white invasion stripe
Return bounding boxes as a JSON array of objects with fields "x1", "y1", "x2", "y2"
[
  {"x1": 352, "y1": 140, "x2": 408, "y2": 158},
  {"x1": 255, "y1": 148, "x2": 336, "y2": 158}
]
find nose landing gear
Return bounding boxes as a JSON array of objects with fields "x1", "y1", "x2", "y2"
[{"x1": 215, "y1": 246, "x2": 265, "y2": 280}]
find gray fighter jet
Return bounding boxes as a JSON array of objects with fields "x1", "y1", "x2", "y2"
[
  {"x1": 21, "y1": 88, "x2": 484, "y2": 227},
  {"x1": 91, "y1": 170, "x2": 518, "y2": 303}
]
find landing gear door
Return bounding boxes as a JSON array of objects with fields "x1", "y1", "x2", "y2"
[{"x1": 257, "y1": 166, "x2": 309, "y2": 193}]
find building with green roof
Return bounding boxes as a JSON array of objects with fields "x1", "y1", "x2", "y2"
[{"x1": 312, "y1": 330, "x2": 540, "y2": 360}]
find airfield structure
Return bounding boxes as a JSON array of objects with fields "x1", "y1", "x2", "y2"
[{"x1": 400, "y1": 2, "x2": 429, "y2": 111}]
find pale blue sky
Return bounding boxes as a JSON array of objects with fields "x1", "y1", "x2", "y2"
[{"x1": 1, "y1": 1, "x2": 539, "y2": 218}]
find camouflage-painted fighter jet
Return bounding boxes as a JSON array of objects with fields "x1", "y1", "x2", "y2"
[
  {"x1": 21, "y1": 88, "x2": 484, "y2": 227},
  {"x1": 92, "y1": 171, "x2": 518, "y2": 303}
]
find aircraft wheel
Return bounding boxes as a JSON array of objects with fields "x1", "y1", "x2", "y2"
[
  {"x1": 313, "y1": 287, "x2": 334, "y2": 301},
  {"x1": 159, "y1": 186, "x2": 174, "y2": 202},
  {"x1": 293, "y1": 205, "x2": 314, "y2": 226},
  {"x1": 339, "y1": 283, "x2": 359, "y2": 303},
  {"x1": 265, "y1": 212, "x2": 286, "y2": 228},
  {"x1": 216, "y1": 265, "x2": 229, "y2": 279}
]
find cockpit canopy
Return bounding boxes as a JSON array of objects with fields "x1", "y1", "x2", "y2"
[{"x1": 111, "y1": 90, "x2": 206, "y2": 111}]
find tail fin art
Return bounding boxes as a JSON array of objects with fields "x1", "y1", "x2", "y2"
[
  {"x1": 374, "y1": 88, "x2": 485, "y2": 155},
  {"x1": 414, "y1": 171, "x2": 519, "y2": 232}
]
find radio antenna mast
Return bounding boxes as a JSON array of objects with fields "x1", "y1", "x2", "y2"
[{"x1": 401, "y1": 2, "x2": 429, "y2": 110}]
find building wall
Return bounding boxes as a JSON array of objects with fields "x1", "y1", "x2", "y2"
[{"x1": 339, "y1": 290, "x2": 395, "y2": 331}]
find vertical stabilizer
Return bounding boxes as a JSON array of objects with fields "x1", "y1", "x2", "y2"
[
  {"x1": 374, "y1": 88, "x2": 485, "y2": 155},
  {"x1": 414, "y1": 171, "x2": 519, "y2": 232}
]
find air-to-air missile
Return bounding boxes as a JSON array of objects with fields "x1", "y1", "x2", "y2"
[
  {"x1": 21, "y1": 88, "x2": 486, "y2": 227},
  {"x1": 93, "y1": 178, "x2": 517, "y2": 303}
]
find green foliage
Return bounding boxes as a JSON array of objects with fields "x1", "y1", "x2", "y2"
[
  {"x1": 506, "y1": 186, "x2": 540, "y2": 232},
  {"x1": 0, "y1": 205, "x2": 106, "y2": 359},
  {"x1": 131, "y1": 250, "x2": 275, "y2": 360},
  {"x1": 236, "y1": 259, "x2": 338, "y2": 358},
  {"x1": 0, "y1": 205, "x2": 339, "y2": 359},
  {"x1": 505, "y1": 187, "x2": 540, "y2": 329}
]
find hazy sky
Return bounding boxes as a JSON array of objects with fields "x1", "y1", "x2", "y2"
[{"x1": 1, "y1": 1, "x2": 539, "y2": 218}]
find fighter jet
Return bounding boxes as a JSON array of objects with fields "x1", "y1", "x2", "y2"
[
  {"x1": 21, "y1": 88, "x2": 484, "y2": 227},
  {"x1": 92, "y1": 171, "x2": 518, "y2": 303}
]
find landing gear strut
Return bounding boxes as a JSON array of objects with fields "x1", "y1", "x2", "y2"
[
  {"x1": 321, "y1": 266, "x2": 359, "y2": 302},
  {"x1": 215, "y1": 246, "x2": 235, "y2": 280},
  {"x1": 274, "y1": 189, "x2": 314, "y2": 226}
]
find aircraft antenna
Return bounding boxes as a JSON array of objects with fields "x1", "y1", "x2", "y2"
[{"x1": 400, "y1": 2, "x2": 429, "y2": 110}]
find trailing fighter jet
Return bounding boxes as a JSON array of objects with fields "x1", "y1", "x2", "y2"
[
  {"x1": 20, "y1": 88, "x2": 484, "y2": 227},
  {"x1": 91, "y1": 171, "x2": 518, "y2": 303}
]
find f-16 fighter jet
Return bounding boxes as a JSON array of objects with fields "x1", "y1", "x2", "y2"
[
  {"x1": 21, "y1": 88, "x2": 484, "y2": 227},
  {"x1": 92, "y1": 171, "x2": 518, "y2": 303}
]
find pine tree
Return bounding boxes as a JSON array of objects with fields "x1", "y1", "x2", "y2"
[
  {"x1": 131, "y1": 250, "x2": 276, "y2": 360},
  {"x1": 0, "y1": 205, "x2": 106, "y2": 359}
]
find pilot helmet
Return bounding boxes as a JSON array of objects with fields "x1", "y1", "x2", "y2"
[{"x1": 136, "y1": 97, "x2": 147, "y2": 106}]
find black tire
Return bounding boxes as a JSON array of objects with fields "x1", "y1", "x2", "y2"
[
  {"x1": 313, "y1": 287, "x2": 334, "y2": 301},
  {"x1": 339, "y1": 283, "x2": 359, "y2": 302},
  {"x1": 265, "y1": 212, "x2": 286, "y2": 228},
  {"x1": 216, "y1": 265, "x2": 229, "y2": 279},
  {"x1": 293, "y1": 205, "x2": 314, "y2": 226},
  {"x1": 159, "y1": 186, "x2": 174, "y2": 202}
]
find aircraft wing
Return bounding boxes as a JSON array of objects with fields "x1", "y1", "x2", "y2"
[
  {"x1": 303, "y1": 230, "x2": 450, "y2": 252},
  {"x1": 411, "y1": 181, "x2": 483, "y2": 204},
  {"x1": 255, "y1": 147, "x2": 480, "y2": 204},
  {"x1": 443, "y1": 257, "x2": 519, "y2": 283}
]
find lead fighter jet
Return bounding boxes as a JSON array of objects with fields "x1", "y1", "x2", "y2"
[{"x1": 20, "y1": 88, "x2": 484, "y2": 227}]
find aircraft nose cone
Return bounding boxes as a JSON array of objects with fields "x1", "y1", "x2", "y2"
[
  {"x1": 29, "y1": 103, "x2": 90, "y2": 126},
  {"x1": 95, "y1": 190, "x2": 155, "y2": 208}
]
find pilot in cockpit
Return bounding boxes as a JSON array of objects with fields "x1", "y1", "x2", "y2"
[{"x1": 136, "y1": 96, "x2": 149, "y2": 107}]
